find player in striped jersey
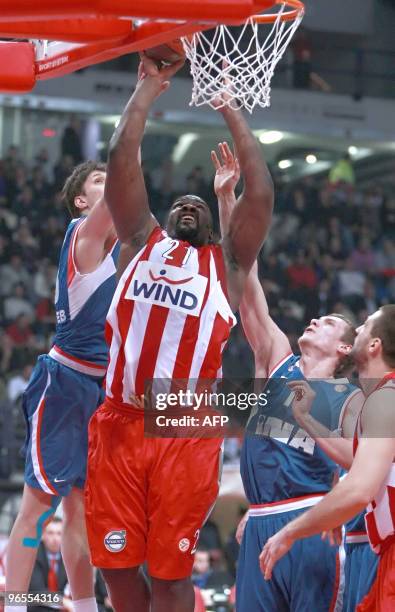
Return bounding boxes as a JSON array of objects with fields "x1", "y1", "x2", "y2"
[
  {"x1": 84, "y1": 55, "x2": 274, "y2": 612},
  {"x1": 260, "y1": 305, "x2": 395, "y2": 611},
  {"x1": 213, "y1": 144, "x2": 362, "y2": 611},
  {"x1": 5, "y1": 162, "x2": 118, "y2": 612}
]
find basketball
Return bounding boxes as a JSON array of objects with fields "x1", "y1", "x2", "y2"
[{"x1": 145, "y1": 39, "x2": 185, "y2": 65}]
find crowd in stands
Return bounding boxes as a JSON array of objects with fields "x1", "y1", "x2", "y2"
[
  {"x1": 0, "y1": 136, "x2": 394, "y2": 611},
  {"x1": 1, "y1": 141, "x2": 395, "y2": 399}
]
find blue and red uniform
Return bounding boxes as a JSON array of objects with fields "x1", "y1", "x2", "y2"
[
  {"x1": 237, "y1": 354, "x2": 359, "y2": 612},
  {"x1": 22, "y1": 218, "x2": 119, "y2": 496}
]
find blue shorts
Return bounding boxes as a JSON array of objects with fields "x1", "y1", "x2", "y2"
[
  {"x1": 22, "y1": 355, "x2": 104, "y2": 497},
  {"x1": 236, "y1": 508, "x2": 344, "y2": 612},
  {"x1": 343, "y1": 541, "x2": 378, "y2": 612}
]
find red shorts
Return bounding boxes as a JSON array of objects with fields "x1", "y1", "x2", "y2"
[
  {"x1": 357, "y1": 542, "x2": 395, "y2": 611},
  {"x1": 85, "y1": 400, "x2": 223, "y2": 579}
]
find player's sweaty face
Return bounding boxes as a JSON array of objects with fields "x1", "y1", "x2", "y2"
[
  {"x1": 299, "y1": 316, "x2": 349, "y2": 354},
  {"x1": 166, "y1": 196, "x2": 213, "y2": 246}
]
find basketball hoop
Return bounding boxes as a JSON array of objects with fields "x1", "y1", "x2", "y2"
[
  {"x1": 182, "y1": 0, "x2": 305, "y2": 113},
  {"x1": 0, "y1": 0, "x2": 303, "y2": 103}
]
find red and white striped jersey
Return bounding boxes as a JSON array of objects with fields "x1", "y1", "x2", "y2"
[
  {"x1": 353, "y1": 372, "x2": 395, "y2": 553},
  {"x1": 105, "y1": 227, "x2": 236, "y2": 405}
]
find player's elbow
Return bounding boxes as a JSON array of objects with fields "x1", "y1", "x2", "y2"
[
  {"x1": 244, "y1": 175, "x2": 274, "y2": 208},
  {"x1": 244, "y1": 156, "x2": 274, "y2": 198},
  {"x1": 108, "y1": 133, "x2": 125, "y2": 159},
  {"x1": 350, "y1": 482, "x2": 376, "y2": 508},
  {"x1": 357, "y1": 491, "x2": 374, "y2": 508},
  {"x1": 108, "y1": 124, "x2": 138, "y2": 159}
]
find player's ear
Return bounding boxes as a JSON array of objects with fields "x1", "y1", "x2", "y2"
[
  {"x1": 369, "y1": 337, "x2": 382, "y2": 356},
  {"x1": 74, "y1": 194, "x2": 87, "y2": 211},
  {"x1": 339, "y1": 343, "x2": 353, "y2": 355}
]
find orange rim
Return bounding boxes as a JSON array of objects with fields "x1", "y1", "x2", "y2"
[{"x1": 252, "y1": 0, "x2": 304, "y2": 24}]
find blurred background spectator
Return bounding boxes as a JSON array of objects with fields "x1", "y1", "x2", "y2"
[{"x1": 28, "y1": 517, "x2": 72, "y2": 612}]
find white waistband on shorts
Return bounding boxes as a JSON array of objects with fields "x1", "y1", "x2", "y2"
[
  {"x1": 49, "y1": 345, "x2": 106, "y2": 377},
  {"x1": 248, "y1": 494, "x2": 325, "y2": 517},
  {"x1": 345, "y1": 532, "x2": 369, "y2": 544}
]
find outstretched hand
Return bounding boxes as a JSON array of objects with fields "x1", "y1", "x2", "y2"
[
  {"x1": 210, "y1": 61, "x2": 239, "y2": 112},
  {"x1": 136, "y1": 52, "x2": 185, "y2": 100},
  {"x1": 287, "y1": 380, "x2": 316, "y2": 423},
  {"x1": 259, "y1": 527, "x2": 294, "y2": 580},
  {"x1": 211, "y1": 141, "x2": 240, "y2": 197},
  {"x1": 321, "y1": 526, "x2": 343, "y2": 546}
]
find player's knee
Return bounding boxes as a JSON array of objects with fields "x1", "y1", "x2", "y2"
[
  {"x1": 17, "y1": 505, "x2": 54, "y2": 533},
  {"x1": 151, "y1": 576, "x2": 192, "y2": 595},
  {"x1": 101, "y1": 566, "x2": 141, "y2": 586}
]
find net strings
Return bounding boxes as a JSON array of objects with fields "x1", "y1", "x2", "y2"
[{"x1": 182, "y1": 3, "x2": 304, "y2": 113}]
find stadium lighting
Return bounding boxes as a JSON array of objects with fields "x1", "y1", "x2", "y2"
[
  {"x1": 278, "y1": 159, "x2": 293, "y2": 170},
  {"x1": 172, "y1": 133, "x2": 199, "y2": 163},
  {"x1": 306, "y1": 154, "x2": 317, "y2": 164},
  {"x1": 259, "y1": 131, "x2": 283, "y2": 144}
]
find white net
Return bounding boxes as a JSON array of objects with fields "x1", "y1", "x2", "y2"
[{"x1": 181, "y1": 3, "x2": 304, "y2": 113}]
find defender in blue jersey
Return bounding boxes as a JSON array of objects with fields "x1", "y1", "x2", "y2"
[
  {"x1": 236, "y1": 351, "x2": 358, "y2": 612},
  {"x1": 213, "y1": 147, "x2": 360, "y2": 611},
  {"x1": 6, "y1": 161, "x2": 119, "y2": 612}
]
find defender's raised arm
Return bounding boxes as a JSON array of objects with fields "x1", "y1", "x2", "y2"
[
  {"x1": 213, "y1": 142, "x2": 290, "y2": 372},
  {"x1": 219, "y1": 106, "x2": 274, "y2": 276}
]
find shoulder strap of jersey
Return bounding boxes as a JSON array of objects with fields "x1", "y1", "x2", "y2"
[
  {"x1": 210, "y1": 243, "x2": 229, "y2": 300},
  {"x1": 268, "y1": 353, "x2": 296, "y2": 378},
  {"x1": 147, "y1": 225, "x2": 166, "y2": 247}
]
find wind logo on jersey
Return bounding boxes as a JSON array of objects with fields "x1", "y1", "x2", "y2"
[
  {"x1": 149, "y1": 269, "x2": 194, "y2": 285},
  {"x1": 126, "y1": 261, "x2": 207, "y2": 317},
  {"x1": 104, "y1": 530, "x2": 126, "y2": 552}
]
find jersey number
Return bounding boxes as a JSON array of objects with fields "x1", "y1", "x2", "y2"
[
  {"x1": 249, "y1": 389, "x2": 316, "y2": 455},
  {"x1": 162, "y1": 241, "x2": 192, "y2": 266}
]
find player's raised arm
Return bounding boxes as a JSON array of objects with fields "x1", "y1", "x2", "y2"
[
  {"x1": 239, "y1": 264, "x2": 291, "y2": 376},
  {"x1": 219, "y1": 106, "x2": 274, "y2": 275},
  {"x1": 105, "y1": 55, "x2": 184, "y2": 247},
  {"x1": 60, "y1": 161, "x2": 118, "y2": 273},
  {"x1": 212, "y1": 142, "x2": 290, "y2": 375},
  {"x1": 75, "y1": 197, "x2": 115, "y2": 272}
]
